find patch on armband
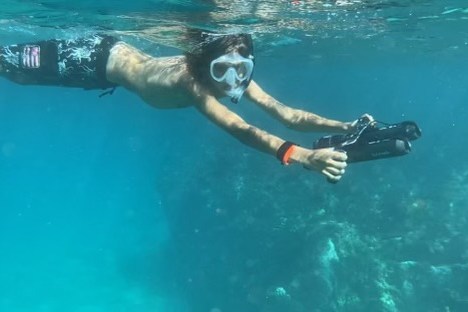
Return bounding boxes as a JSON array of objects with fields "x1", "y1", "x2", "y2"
[{"x1": 22, "y1": 45, "x2": 41, "y2": 68}]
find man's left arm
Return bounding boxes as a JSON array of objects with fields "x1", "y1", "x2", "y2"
[{"x1": 245, "y1": 80, "x2": 356, "y2": 133}]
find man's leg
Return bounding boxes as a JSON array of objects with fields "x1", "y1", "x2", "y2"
[
  {"x1": 0, "y1": 34, "x2": 119, "y2": 90},
  {"x1": 0, "y1": 40, "x2": 59, "y2": 86}
]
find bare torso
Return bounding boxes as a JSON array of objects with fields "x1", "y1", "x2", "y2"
[{"x1": 105, "y1": 42, "x2": 197, "y2": 109}]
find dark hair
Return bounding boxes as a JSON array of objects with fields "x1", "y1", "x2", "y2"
[{"x1": 185, "y1": 31, "x2": 254, "y2": 93}]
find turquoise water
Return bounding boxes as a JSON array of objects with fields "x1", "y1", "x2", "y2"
[{"x1": 1, "y1": 1, "x2": 468, "y2": 311}]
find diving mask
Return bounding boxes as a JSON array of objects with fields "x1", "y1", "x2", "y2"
[{"x1": 210, "y1": 52, "x2": 254, "y2": 103}]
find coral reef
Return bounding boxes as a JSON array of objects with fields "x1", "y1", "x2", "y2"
[{"x1": 151, "y1": 147, "x2": 468, "y2": 312}]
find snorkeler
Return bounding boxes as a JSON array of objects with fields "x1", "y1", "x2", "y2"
[{"x1": 0, "y1": 33, "x2": 372, "y2": 182}]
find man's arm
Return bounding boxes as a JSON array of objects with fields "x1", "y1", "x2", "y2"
[
  {"x1": 245, "y1": 80, "x2": 354, "y2": 133},
  {"x1": 195, "y1": 95, "x2": 348, "y2": 182},
  {"x1": 195, "y1": 94, "x2": 284, "y2": 154}
]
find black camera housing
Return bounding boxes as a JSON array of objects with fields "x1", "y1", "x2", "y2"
[{"x1": 313, "y1": 120, "x2": 422, "y2": 163}]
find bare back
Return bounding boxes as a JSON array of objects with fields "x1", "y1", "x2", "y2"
[{"x1": 106, "y1": 42, "x2": 198, "y2": 109}]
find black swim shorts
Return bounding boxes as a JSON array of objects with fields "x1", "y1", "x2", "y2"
[{"x1": 0, "y1": 34, "x2": 119, "y2": 90}]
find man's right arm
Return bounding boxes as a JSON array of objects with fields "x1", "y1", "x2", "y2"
[{"x1": 195, "y1": 95, "x2": 348, "y2": 182}]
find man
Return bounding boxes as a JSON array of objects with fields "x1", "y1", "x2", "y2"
[{"x1": 0, "y1": 33, "x2": 370, "y2": 182}]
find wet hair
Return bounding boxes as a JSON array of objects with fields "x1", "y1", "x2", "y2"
[{"x1": 185, "y1": 31, "x2": 254, "y2": 93}]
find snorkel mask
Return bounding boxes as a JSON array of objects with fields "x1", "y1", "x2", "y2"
[{"x1": 210, "y1": 51, "x2": 254, "y2": 103}]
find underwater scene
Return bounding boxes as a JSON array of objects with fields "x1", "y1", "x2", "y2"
[{"x1": 1, "y1": 1, "x2": 468, "y2": 311}]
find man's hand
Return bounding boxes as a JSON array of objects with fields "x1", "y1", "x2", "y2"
[{"x1": 291, "y1": 146, "x2": 348, "y2": 182}]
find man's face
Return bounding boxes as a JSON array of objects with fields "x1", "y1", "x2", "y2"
[{"x1": 209, "y1": 49, "x2": 254, "y2": 101}]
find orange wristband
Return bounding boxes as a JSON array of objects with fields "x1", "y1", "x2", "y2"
[{"x1": 276, "y1": 141, "x2": 296, "y2": 165}]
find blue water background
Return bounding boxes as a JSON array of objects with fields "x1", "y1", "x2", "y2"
[{"x1": 1, "y1": 1, "x2": 468, "y2": 311}]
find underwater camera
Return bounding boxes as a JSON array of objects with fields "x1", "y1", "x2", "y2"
[{"x1": 313, "y1": 117, "x2": 422, "y2": 163}]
